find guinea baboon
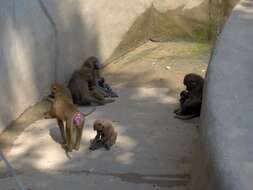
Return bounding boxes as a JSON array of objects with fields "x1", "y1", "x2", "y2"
[
  {"x1": 47, "y1": 82, "x2": 72, "y2": 101},
  {"x1": 89, "y1": 120, "x2": 117, "y2": 151},
  {"x1": 82, "y1": 56, "x2": 101, "y2": 79},
  {"x1": 174, "y1": 73, "x2": 204, "y2": 120},
  {"x1": 48, "y1": 83, "x2": 95, "y2": 152},
  {"x1": 68, "y1": 58, "x2": 114, "y2": 105},
  {"x1": 84, "y1": 56, "x2": 118, "y2": 98}
]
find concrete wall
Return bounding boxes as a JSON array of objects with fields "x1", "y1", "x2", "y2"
[
  {"x1": 0, "y1": 0, "x2": 209, "y2": 133},
  {"x1": 188, "y1": 0, "x2": 253, "y2": 189},
  {"x1": 0, "y1": 1, "x2": 55, "y2": 133},
  {"x1": 44, "y1": 0, "x2": 209, "y2": 83}
]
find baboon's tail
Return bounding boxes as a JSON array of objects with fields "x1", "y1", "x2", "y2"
[
  {"x1": 82, "y1": 107, "x2": 96, "y2": 116},
  {"x1": 174, "y1": 113, "x2": 199, "y2": 120}
]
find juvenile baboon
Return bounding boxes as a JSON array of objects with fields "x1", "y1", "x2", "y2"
[
  {"x1": 174, "y1": 73, "x2": 204, "y2": 120},
  {"x1": 48, "y1": 83, "x2": 95, "y2": 152},
  {"x1": 68, "y1": 57, "x2": 114, "y2": 105},
  {"x1": 89, "y1": 120, "x2": 117, "y2": 151}
]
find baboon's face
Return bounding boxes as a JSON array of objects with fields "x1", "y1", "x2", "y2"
[
  {"x1": 49, "y1": 83, "x2": 65, "y2": 98},
  {"x1": 184, "y1": 79, "x2": 197, "y2": 91},
  {"x1": 82, "y1": 56, "x2": 101, "y2": 70},
  {"x1": 184, "y1": 74, "x2": 201, "y2": 91},
  {"x1": 94, "y1": 120, "x2": 104, "y2": 132}
]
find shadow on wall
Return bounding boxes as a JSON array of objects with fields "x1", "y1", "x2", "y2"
[
  {"x1": 41, "y1": 0, "x2": 101, "y2": 84},
  {"x1": 0, "y1": 0, "x2": 100, "y2": 132}
]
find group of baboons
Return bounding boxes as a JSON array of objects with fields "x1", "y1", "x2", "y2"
[
  {"x1": 45, "y1": 56, "x2": 118, "y2": 153},
  {"x1": 45, "y1": 56, "x2": 204, "y2": 153}
]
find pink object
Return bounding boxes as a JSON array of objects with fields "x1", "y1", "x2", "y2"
[{"x1": 73, "y1": 112, "x2": 83, "y2": 126}]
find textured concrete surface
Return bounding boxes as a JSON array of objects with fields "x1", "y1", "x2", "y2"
[
  {"x1": 189, "y1": 0, "x2": 253, "y2": 190},
  {"x1": 0, "y1": 88, "x2": 198, "y2": 190}
]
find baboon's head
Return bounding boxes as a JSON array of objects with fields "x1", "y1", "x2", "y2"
[
  {"x1": 82, "y1": 56, "x2": 101, "y2": 70},
  {"x1": 49, "y1": 82, "x2": 65, "y2": 98},
  {"x1": 93, "y1": 120, "x2": 104, "y2": 132},
  {"x1": 183, "y1": 73, "x2": 204, "y2": 91}
]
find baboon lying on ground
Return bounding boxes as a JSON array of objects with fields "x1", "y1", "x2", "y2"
[
  {"x1": 174, "y1": 73, "x2": 204, "y2": 120},
  {"x1": 68, "y1": 57, "x2": 114, "y2": 105},
  {"x1": 48, "y1": 83, "x2": 95, "y2": 152},
  {"x1": 89, "y1": 120, "x2": 117, "y2": 151}
]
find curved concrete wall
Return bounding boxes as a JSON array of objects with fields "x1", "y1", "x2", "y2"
[
  {"x1": 0, "y1": 0, "x2": 209, "y2": 133},
  {"x1": 189, "y1": 0, "x2": 253, "y2": 189}
]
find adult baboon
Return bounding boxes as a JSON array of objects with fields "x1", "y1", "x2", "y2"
[
  {"x1": 68, "y1": 57, "x2": 114, "y2": 105},
  {"x1": 48, "y1": 83, "x2": 95, "y2": 152}
]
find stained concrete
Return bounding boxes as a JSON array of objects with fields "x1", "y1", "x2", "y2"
[{"x1": 0, "y1": 88, "x2": 198, "y2": 190}]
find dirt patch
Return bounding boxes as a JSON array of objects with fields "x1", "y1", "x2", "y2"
[{"x1": 103, "y1": 40, "x2": 210, "y2": 95}]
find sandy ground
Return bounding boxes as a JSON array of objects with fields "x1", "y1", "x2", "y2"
[
  {"x1": 103, "y1": 41, "x2": 209, "y2": 92},
  {"x1": 0, "y1": 41, "x2": 209, "y2": 190}
]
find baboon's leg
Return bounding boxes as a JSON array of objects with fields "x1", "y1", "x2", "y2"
[
  {"x1": 74, "y1": 122, "x2": 84, "y2": 151},
  {"x1": 179, "y1": 90, "x2": 189, "y2": 106},
  {"x1": 94, "y1": 86, "x2": 108, "y2": 97},
  {"x1": 66, "y1": 119, "x2": 73, "y2": 152},
  {"x1": 57, "y1": 119, "x2": 66, "y2": 144},
  {"x1": 90, "y1": 88, "x2": 105, "y2": 100},
  {"x1": 89, "y1": 139, "x2": 104, "y2": 150},
  {"x1": 79, "y1": 84, "x2": 104, "y2": 105},
  {"x1": 90, "y1": 89, "x2": 115, "y2": 104},
  {"x1": 110, "y1": 132, "x2": 117, "y2": 146},
  {"x1": 85, "y1": 95, "x2": 105, "y2": 105},
  {"x1": 104, "y1": 132, "x2": 117, "y2": 150},
  {"x1": 180, "y1": 98, "x2": 201, "y2": 115},
  {"x1": 44, "y1": 105, "x2": 56, "y2": 118},
  {"x1": 174, "y1": 90, "x2": 189, "y2": 114}
]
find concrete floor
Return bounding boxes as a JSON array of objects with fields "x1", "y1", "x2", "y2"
[
  {"x1": 0, "y1": 41, "x2": 206, "y2": 189},
  {"x1": 0, "y1": 87, "x2": 198, "y2": 190}
]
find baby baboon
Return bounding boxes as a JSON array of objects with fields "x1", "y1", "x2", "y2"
[
  {"x1": 48, "y1": 83, "x2": 95, "y2": 152},
  {"x1": 174, "y1": 73, "x2": 204, "y2": 120},
  {"x1": 89, "y1": 120, "x2": 117, "y2": 151}
]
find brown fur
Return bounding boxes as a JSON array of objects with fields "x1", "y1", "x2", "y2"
[
  {"x1": 174, "y1": 73, "x2": 204, "y2": 119},
  {"x1": 48, "y1": 83, "x2": 88, "y2": 152},
  {"x1": 68, "y1": 57, "x2": 114, "y2": 105},
  {"x1": 89, "y1": 120, "x2": 117, "y2": 150}
]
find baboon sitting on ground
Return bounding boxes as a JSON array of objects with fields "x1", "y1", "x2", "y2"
[
  {"x1": 85, "y1": 56, "x2": 118, "y2": 98},
  {"x1": 68, "y1": 57, "x2": 114, "y2": 105},
  {"x1": 174, "y1": 73, "x2": 204, "y2": 120},
  {"x1": 89, "y1": 120, "x2": 117, "y2": 151}
]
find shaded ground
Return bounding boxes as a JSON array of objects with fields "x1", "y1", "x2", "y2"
[{"x1": 0, "y1": 41, "x2": 209, "y2": 190}]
